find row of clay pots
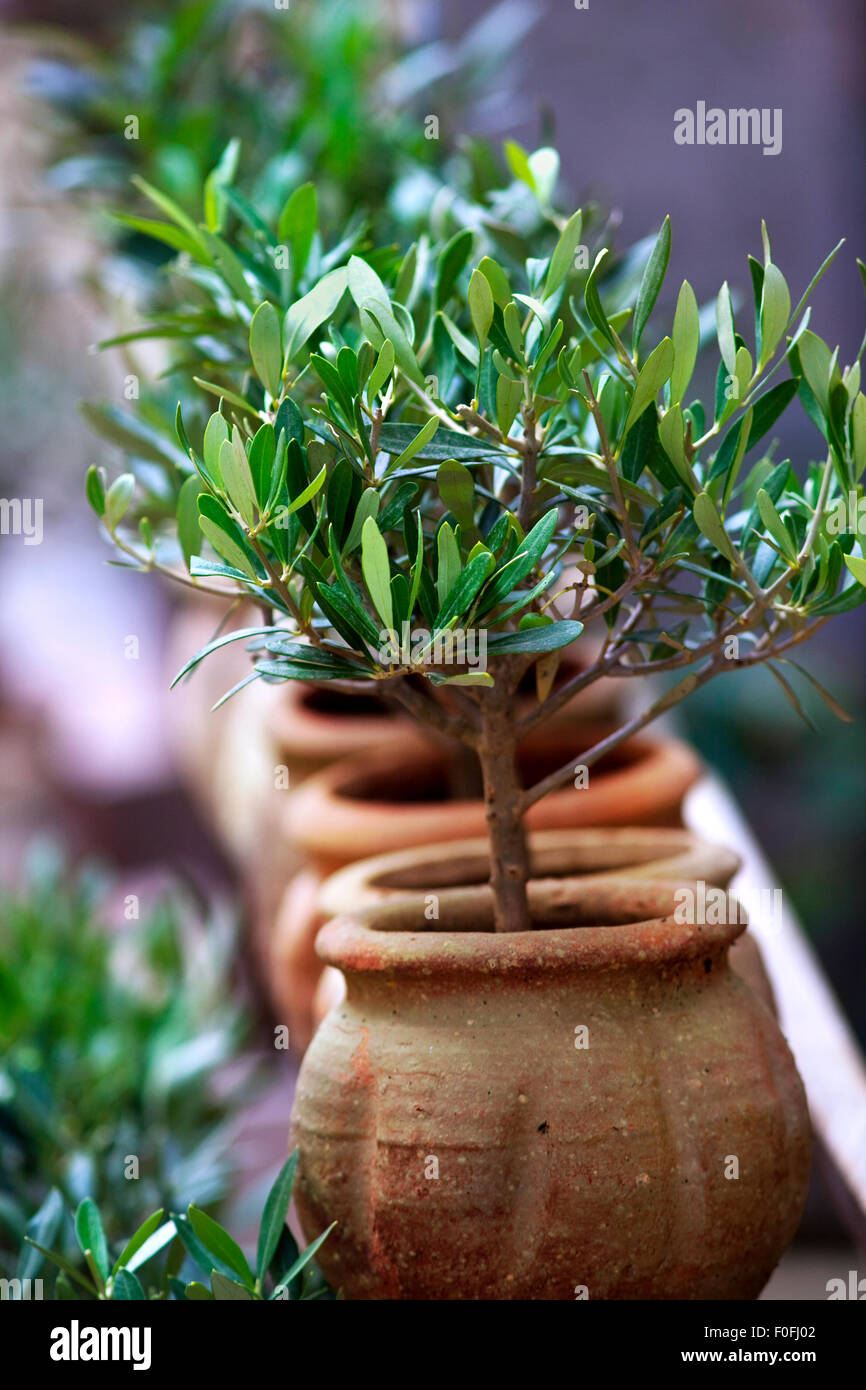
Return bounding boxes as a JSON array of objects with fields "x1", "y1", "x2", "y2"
[
  {"x1": 290, "y1": 830, "x2": 807, "y2": 1301},
  {"x1": 269, "y1": 724, "x2": 703, "y2": 1048}
]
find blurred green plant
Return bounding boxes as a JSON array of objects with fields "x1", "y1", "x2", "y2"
[
  {"x1": 27, "y1": 0, "x2": 538, "y2": 231},
  {"x1": 0, "y1": 842, "x2": 257, "y2": 1279},
  {"x1": 14, "y1": 1151, "x2": 334, "y2": 1300}
]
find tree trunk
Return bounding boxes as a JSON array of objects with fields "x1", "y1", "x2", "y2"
[{"x1": 477, "y1": 684, "x2": 531, "y2": 932}]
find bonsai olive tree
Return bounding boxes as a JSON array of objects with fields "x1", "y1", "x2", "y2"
[{"x1": 88, "y1": 143, "x2": 866, "y2": 931}]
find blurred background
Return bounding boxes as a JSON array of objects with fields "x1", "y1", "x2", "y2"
[{"x1": 0, "y1": 0, "x2": 862, "y2": 1292}]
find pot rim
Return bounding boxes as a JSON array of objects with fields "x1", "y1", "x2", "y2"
[
  {"x1": 315, "y1": 875, "x2": 747, "y2": 978},
  {"x1": 283, "y1": 726, "x2": 702, "y2": 852},
  {"x1": 317, "y1": 826, "x2": 740, "y2": 917}
]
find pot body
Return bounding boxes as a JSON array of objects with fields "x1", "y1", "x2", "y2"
[{"x1": 292, "y1": 881, "x2": 809, "y2": 1300}]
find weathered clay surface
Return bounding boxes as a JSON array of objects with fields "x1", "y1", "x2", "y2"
[{"x1": 292, "y1": 878, "x2": 809, "y2": 1299}]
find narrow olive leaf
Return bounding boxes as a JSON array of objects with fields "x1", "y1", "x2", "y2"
[
  {"x1": 435, "y1": 549, "x2": 494, "y2": 627},
  {"x1": 277, "y1": 182, "x2": 317, "y2": 278},
  {"x1": 437, "y1": 459, "x2": 476, "y2": 533},
  {"x1": 791, "y1": 237, "x2": 845, "y2": 324},
  {"x1": 504, "y1": 138, "x2": 536, "y2": 190},
  {"x1": 211, "y1": 1272, "x2": 256, "y2": 1301},
  {"x1": 479, "y1": 256, "x2": 511, "y2": 308},
  {"x1": 544, "y1": 209, "x2": 583, "y2": 299},
  {"x1": 468, "y1": 268, "x2": 495, "y2": 350},
  {"x1": 796, "y1": 330, "x2": 833, "y2": 413},
  {"x1": 670, "y1": 281, "x2": 699, "y2": 404},
  {"x1": 658, "y1": 405, "x2": 693, "y2": 487},
  {"x1": 220, "y1": 434, "x2": 257, "y2": 527},
  {"x1": 693, "y1": 491, "x2": 735, "y2": 562},
  {"x1": 436, "y1": 522, "x2": 462, "y2": 606},
  {"x1": 382, "y1": 416, "x2": 439, "y2": 476},
  {"x1": 366, "y1": 339, "x2": 395, "y2": 404},
  {"x1": 18, "y1": 1189, "x2": 64, "y2": 1282},
  {"x1": 722, "y1": 405, "x2": 754, "y2": 507},
  {"x1": 715, "y1": 281, "x2": 737, "y2": 375},
  {"x1": 198, "y1": 498, "x2": 259, "y2": 581},
  {"x1": 75, "y1": 1198, "x2": 109, "y2": 1283},
  {"x1": 256, "y1": 1153, "x2": 299, "y2": 1284},
  {"x1": 584, "y1": 249, "x2": 616, "y2": 347},
  {"x1": 284, "y1": 266, "x2": 349, "y2": 361},
  {"x1": 105, "y1": 473, "x2": 135, "y2": 531},
  {"x1": 486, "y1": 620, "x2": 584, "y2": 654},
  {"x1": 633, "y1": 215, "x2": 671, "y2": 356},
  {"x1": 756, "y1": 488, "x2": 798, "y2": 562},
  {"x1": 285, "y1": 464, "x2": 327, "y2": 516},
  {"x1": 759, "y1": 262, "x2": 791, "y2": 368},
  {"x1": 193, "y1": 378, "x2": 260, "y2": 416},
  {"x1": 733, "y1": 344, "x2": 753, "y2": 404},
  {"x1": 273, "y1": 1223, "x2": 337, "y2": 1296},
  {"x1": 852, "y1": 393, "x2": 866, "y2": 480},
  {"x1": 111, "y1": 1210, "x2": 166, "y2": 1278},
  {"x1": 343, "y1": 488, "x2": 379, "y2": 553},
  {"x1": 778, "y1": 659, "x2": 854, "y2": 723},
  {"x1": 843, "y1": 552, "x2": 866, "y2": 586},
  {"x1": 766, "y1": 662, "x2": 817, "y2": 731},
  {"x1": 112, "y1": 1269, "x2": 146, "y2": 1301},
  {"x1": 361, "y1": 516, "x2": 394, "y2": 630},
  {"x1": 203, "y1": 411, "x2": 229, "y2": 481},
  {"x1": 188, "y1": 1207, "x2": 255, "y2": 1289},
  {"x1": 85, "y1": 466, "x2": 105, "y2": 518},
  {"x1": 623, "y1": 337, "x2": 674, "y2": 434},
  {"x1": 250, "y1": 302, "x2": 283, "y2": 399},
  {"x1": 496, "y1": 374, "x2": 523, "y2": 436},
  {"x1": 123, "y1": 1220, "x2": 178, "y2": 1275}
]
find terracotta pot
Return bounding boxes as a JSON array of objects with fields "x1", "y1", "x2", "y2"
[
  {"x1": 310, "y1": 828, "x2": 774, "y2": 1026},
  {"x1": 273, "y1": 728, "x2": 702, "y2": 1046},
  {"x1": 291, "y1": 871, "x2": 810, "y2": 1300}
]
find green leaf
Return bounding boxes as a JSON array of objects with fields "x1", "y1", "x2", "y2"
[
  {"x1": 670, "y1": 281, "x2": 699, "y2": 405},
  {"x1": 468, "y1": 268, "x2": 495, "y2": 350},
  {"x1": 658, "y1": 405, "x2": 693, "y2": 487},
  {"x1": 796, "y1": 330, "x2": 833, "y2": 413},
  {"x1": 852, "y1": 393, "x2": 866, "y2": 481},
  {"x1": 211, "y1": 1272, "x2": 256, "y2": 1301},
  {"x1": 361, "y1": 516, "x2": 393, "y2": 630},
  {"x1": 284, "y1": 463, "x2": 327, "y2": 517},
  {"x1": 277, "y1": 183, "x2": 317, "y2": 279},
  {"x1": 435, "y1": 550, "x2": 494, "y2": 627},
  {"x1": 200, "y1": 229, "x2": 256, "y2": 310},
  {"x1": 633, "y1": 215, "x2": 671, "y2": 356},
  {"x1": 105, "y1": 474, "x2": 135, "y2": 531},
  {"x1": 436, "y1": 229, "x2": 474, "y2": 306},
  {"x1": 437, "y1": 459, "x2": 476, "y2": 533},
  {"x1": 273, "y1": 1224, "x2": 337, "y2": 1296},
  {"x1": 188, "y1": 1207, "x2": 254, "y2": 1289},
  {"x1": 486, "y1": 620, "x2": 584, "y2": 654},
  {"x1": 123, "y1": 1220, "x2": 178, "y2": 1274},
  {"x1": 756, "y1": 488, "x2": 798, "y2": 562},
  {"x1": 85, "y1": 465, "x2": 105, "y2": 518},
  {"x1": 693, "y1": 491, "x2": 735, "y2": 563},
  {"x1": 843, "y1": 552, "x2": 866, "y2": 586},
  {"x1": 366, "y1": 339, "x2": 395, "y2": 404},
  {"x1": 343, "y1": 488, "x2": 380, "y2": 554},
  {"x1": 504, "y1": 139, "x2": 536, "y2": 190},
  {"x1": 193, "y1": 378, "x2": 259, "y2": 417},
  {"x1": 479, "y1": 256, "x2": 511, "y2": 308},
  {"x1": 198, "y1": 496, "x2": 258, "y2": 580},
  {"x1": 203, "y1": 411, "x2": 229, "y2": 481},
  {"x1": 584, "y1": 249, "x2": 616, "y2": 348},
  {"x1": 623, "y1": 337, "x2": 674, "y2": 434},
  {"x1": 496, "y1": 374, "x2": 523, "y2": 437},
  {"x1": 383, "y1": 416, "x2": 439, "y2": 476},
  {"x1": 75, "y1": 1198, "x2": 109, "y2": 1283},
  {"x1": 759, "y1": 262, "x2": 791, "y2": 367},
  {"x1": 250, "y1": 302, "x2": 283, "y2": 398},
  {"x1": 545, "y1": 210, "x2": 583, "y2": 299},
  {"x1": 376, "y1": 422, "x2": 501, "y2": 463},
  {"x1": 436, "y1": 522, "x2": 462, "y2": 606},
  {"x1": 111, "y1": 1269, "x2": 147, "y2": 1301},
  {"x1": 256, "y1": 1153, "x2": 299, "y2": 1284},
  {"x1": 284, "y1": 267, "x2": 349, "y2": 361},
  {"x1": 219, "y1": 434, "x2": 257, "y2": 527},
  {"x1": 716, "y1": 281, "x2": 737, "y2": 376},
  {"x1": 18, "y1": 1189, "x2": 64, "y2": 1282},
  {"x1": 112, "y1": 1210, "x2": 166, "y2": 1278}
]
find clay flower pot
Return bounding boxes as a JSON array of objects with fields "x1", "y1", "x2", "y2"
[
  {"x1": 272, "y1": 728, "x2": 702, "y2": 1046},
  {"x1": 291, "y1": 871, "x2": 810, "y2": 1300}
]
